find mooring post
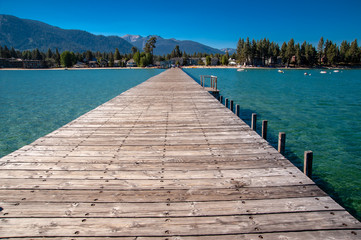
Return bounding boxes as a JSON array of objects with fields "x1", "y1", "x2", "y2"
[
  {"x1": 225, "y1": 98, "x2": 229, "y2": 108},
  {"x1": 262, "y1": 120, "x2": 268, "y2": 140},
  {"x1": 235, "y1": 104, "x2": 240, "y2": 117},
  {"x1": 251, "y1": 113, "x2": 257, "y2": 131},
  {"x1": 278, "y1": 132, "x2": 286, "y2": 155},
  {"x1": 230, "y1": 100, "x2": 234, "y2": 112},
  {"x1": 304, "y1": 151, "x2": 313, "y2": 178},
  {"x1": 220, "y1": 95, "x2": 223, "y2": 104}
]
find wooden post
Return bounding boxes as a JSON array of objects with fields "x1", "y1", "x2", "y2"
[
  {"x1": 215, "y1": 77, "x2": 217, "y2": 91},
  {"x1": 251, "y1": 113, "x2": 257, "y2": 131},
  {"x1": 225, "y1": 98, "x2": 229, "y2": 108},
  {"x1": 262, "y1": 120, "x2": 268, "y2": 140},
  {"x1": 278, "y1": 132, "x2": 286, "y2": 155},
  {"x1": 220, "y1": 96, "x2": 223, "y2": 103},
  {"x1": 235, "y1": 104, "x2": 240, "y2": 117},
  {"x1": 304, "y1": 151, "x2": 313, "y2": 177},
  {"x1": 230, "y1": 100, "x2": 234, "y2": 112}
]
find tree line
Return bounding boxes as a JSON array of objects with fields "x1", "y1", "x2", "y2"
[
  {"x1": 236, "y1": 37, "x2": 360, "y2": 67},
  {"x1": 1, "y1": 36, "x2": 360, "y2": 68}
]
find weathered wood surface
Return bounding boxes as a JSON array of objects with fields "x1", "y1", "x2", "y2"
[{"x1": 0, "y1": 68, "x2": 360, "y2": 239}]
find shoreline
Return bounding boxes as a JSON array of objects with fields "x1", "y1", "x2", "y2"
[{"x1": 0, "y1": 66, "x2": 357, "y2": 71}]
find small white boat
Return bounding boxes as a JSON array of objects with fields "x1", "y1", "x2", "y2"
[
  {"x1": 320, "y1": 71, "x2": 327, "y2": 74},
  {"x1": 333, "y1": 70, "x2": 340, "y2": 73},
  {"x1": 237, "y1": 68, "x2": 245, "y2": 72},
  {"x1": 278, "y1": 70, "x2": 284, "y2": 73}
]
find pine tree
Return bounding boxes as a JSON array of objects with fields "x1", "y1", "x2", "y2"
[
  {"x1": 285, "y1": 39, "x2": 295, "y2": 65},
  {"x1": 348, "y1": 39, "x2": 360, "y2": 64},
  {"x1": 114, "y1": 48, "x2": 121, "y2": 60},
  {"x1": 317, "y1": 37, "x2": 324, "y2": 65}
]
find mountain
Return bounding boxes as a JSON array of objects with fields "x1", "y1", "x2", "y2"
[
  {"x1": 122, "y1": 35, "x2": 224, "y2": 55},
  {"x1": 0, "y1": 14, "x2": 133, "y2": 53},
  {"x1": 221, "y1": 48, "x2": 237, "y2": 55}
]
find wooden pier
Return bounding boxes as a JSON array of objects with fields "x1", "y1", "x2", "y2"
[{"x1": 0, "y1": 68, "x2": 360, "y2": 239}]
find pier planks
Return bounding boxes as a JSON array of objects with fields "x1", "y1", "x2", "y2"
[{"x1": 0, "y1": 68, "x2": 360, "y2": 239}]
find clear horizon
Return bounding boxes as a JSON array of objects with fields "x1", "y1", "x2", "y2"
[{"x1": 1, "y1": 0, "x2": 361, "y2": 49}]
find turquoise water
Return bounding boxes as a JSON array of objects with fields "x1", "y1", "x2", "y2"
[
  {"x1": 184, "y1": 68, "x2": 361, "y2": 220},
  {"x1": 0, "y1": 69, "x2": 164, "y2": 157}
]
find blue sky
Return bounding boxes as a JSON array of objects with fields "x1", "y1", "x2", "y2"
[{"x1": 1, "y1": 0, "x2": 361, "y2": 49}]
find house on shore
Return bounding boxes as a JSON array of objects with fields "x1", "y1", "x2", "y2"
[
  {"x1": 88, "y1": 61, "x2": 98, "y2": 68},
  {"x1": 126, "y1": 59, "x2": 137, "y2": 67},
  {"x1": 0, "y1": 58, "x2": 44, "y2": 68}
]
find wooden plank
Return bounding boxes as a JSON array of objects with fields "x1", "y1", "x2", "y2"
[
  {"x1": 0, "y1": 185, "x2": 327, "y2": 203},
  {"x1": 0, "y1": 197, "x2": 343, "y2": 217},
  {"x1": 4, "y1": 231, "x2": 360, "y2": 240},
  {"x1": 0, "y1": 212, "x2": 359, "y2": 237}
]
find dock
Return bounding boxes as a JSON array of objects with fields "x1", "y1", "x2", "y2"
[{"x1": 0, "y1": 68, "x2": 360, "y2": 239}]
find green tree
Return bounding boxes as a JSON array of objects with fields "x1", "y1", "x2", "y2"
[
  {"x1": 114, "y1": 48, "x2": 121, "y2": 60},
  {"x1": 295, "y1": 43, "x2": 301, "y2": 66},
  {"x1": 326, "y1": 43, "x2": 338, "y2": 65},
  {"x1": 1, "y1": 45, "x2": 11, "y2": 58},
  {"x1": 32, "y1": 48, "x2": 42, "y2": 60},
  {"x1": 133, "y1": 51, "x2": 141, "y2": 66},
  {"x1": 206, "y1": 55, "x2": 211, "y2": 66},
  {"x1": 221, "y1": 55, "x2": 229, "y2": 65},
  {"x1": 171, "y1": 45, "x2": 182, "y2": 58},
  {"x1": 109, "y1": 52, "x2": 114, "y2": 67},
  {"x1": 317, "y1": 37, "x2": 324, "y2": 65},
  {"x1": 85, "y1": 50, "x2": 93, "y2": 62},
  {"x1": 348, "y1": 39, "x2": 360, "y2": 64},
  {"x1": 54, "y1": 48, "x2": 61, "y2": 67},
  {"x1": 10, "y1": 47, "x2": 17, "y2": 58},
  {"x1": 144, "y1": 36, "x2": 157, "y2": 55},
  {"x1": 236, "y1": 38, "x2": 244, "y2": 63},
  {"x1": 60, "y1": 51, "x2": 74, "y2": 68},
  {"x1": 131, "y1": 46, "x2": 138, "y2": 55},
  {"x1": 46, "y1": 48, "x2": 53, "y2": 59},
  {"x1": 339, "y1": 40, "x2": 350, "y2": 63},
  {"x1": 285, "y1": 38, "x2": 295, "y2": 65},
  {"x1": 280, "y1": 42, "x2": 287, "y2": 65}
]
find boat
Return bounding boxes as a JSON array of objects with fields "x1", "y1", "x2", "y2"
[
  {"x1": 333, "y1": 70, "x2": 340, "y2": 73},
  {"x1": 320, "y1": 71, "x2": 327, "y2": 74},
  {"x1": 278, "y1": 70, "x2": 284, "y2": 73},
  {"x1": 237, "y1": 68, "x2": 245, "y2": 72}
]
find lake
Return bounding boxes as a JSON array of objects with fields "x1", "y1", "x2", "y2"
[
  {"x1": 184, "y1": 68, "x2": 361, "y2": 221},
  {"x1": 0, "y1": 69, "x2": 164, "y2": 157}
]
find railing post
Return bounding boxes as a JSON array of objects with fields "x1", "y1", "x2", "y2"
[
  {"x1": 235, "y1": 104, "x2": 240, "y2": 117},
  {"x1": 262, "y1": 120, "x2": 268, "y2": 140},
  {"x1": 230, "y1": 100, "x2": 234, "y2": 112},
  {"x1": 304, "y1": 151, "x2": 313, "y2": 177},
  {"x1": 215, "y1": 77, "x2": 217, "y2": 91},
  {"x1": 225, "y1": 98, "x2": 229, "y2": 108},
  {"x1": 251, "y1": 113, "x2": 257, "y2": 131},
  {"x1": 278, "y1": 132, "x2": 286, "y2": 155}
]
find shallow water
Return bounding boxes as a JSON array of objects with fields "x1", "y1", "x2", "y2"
[
  {"x1": 184, "y1": 68, "x2": 361, "y2": 220},
  {"x1": 0, "y1": 69, "x2": 164, "y2": 157}
]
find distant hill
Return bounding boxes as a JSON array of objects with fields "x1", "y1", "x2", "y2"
[
  {"x1": 122, "y1": 35, "x2": 224, "y2": 55},
  {"x1": 0, "y1": 14, "x2": 228, "y2": 55},
  {"x1": 0, "y1": 14, "x2": 133, "y2": 53},
  {"x1": 221, "y1": 48, "x2": 237, "y2": 55}
]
